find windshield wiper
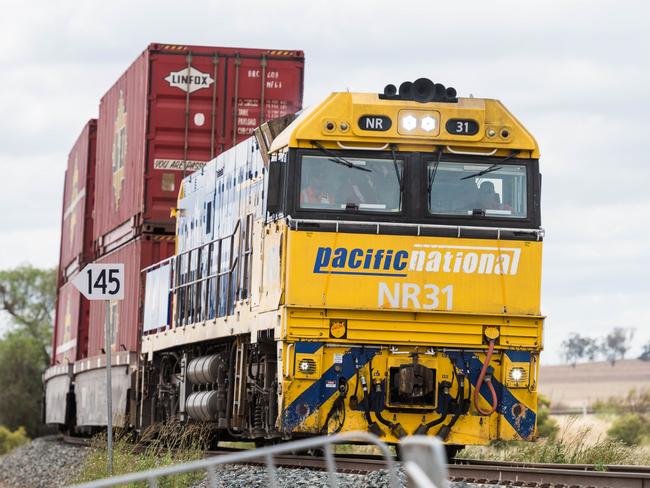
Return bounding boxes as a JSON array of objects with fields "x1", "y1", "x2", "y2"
[
  {"x1": 310, "y1": 141, "x2": 371, "y2": 172},
  {"x1": 460, "y1": 150, "x2": 520, "y2": 180},
  {"x1": 390, "y1": 144, "x2": 402, "y2": 189},
  {"x1": 427, "y1": 149, "x2": 443, "y2": 193},
  {"x1": 390, "y1": 144, "x2": 403, "y2": 210}
]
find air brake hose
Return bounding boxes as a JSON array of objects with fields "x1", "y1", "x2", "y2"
[
  {"x1": 474, "y1": 339, "x2": 498, "y2": 416},
  {"x1": 372, "y1": 382, "x2": 396, "y2": 429},
  {"x1": 415, "y1": 390, "x2": 450, "y2": 435},
  {"x1": 360, "y1": 374, "x2": 383, "y2": 436},
  {"x1": 368, "y1": 362, "x2": 407, "y2": 438},
  {"x1": 321, "y1": 381, "x2": 347, "y2": 434}
]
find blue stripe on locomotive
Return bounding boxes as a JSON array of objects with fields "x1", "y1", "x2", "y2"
[{"x1": 282, "y1": 346, "x2": 536, "y2": 440}]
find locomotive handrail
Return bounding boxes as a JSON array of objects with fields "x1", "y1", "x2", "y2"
[
  {"x1": 445, "y1": 145, "x2": 498, "y2": 156},
  {"x1": 336, "y1": 140, "x2": 390, "y2": 151},
  {"x1": 168, "y1": 261, "x2": 237, "y2": 292},
  {"x1": 287, "y1": 217, "x2": 545, "y2": 240},
  {"x1": 141, "y1": 254, "x2": 174, "y2": 273},
  {"x1": 142, "y1": 220, "x2": 243, "y2": 275},
  {"x1": 142, "y1": 218, "x2": 246, "y2": 329}
]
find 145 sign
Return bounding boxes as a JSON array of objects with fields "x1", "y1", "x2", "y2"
[{"x1": 72, "y1": 264, "x2": 124, "y2": 300}]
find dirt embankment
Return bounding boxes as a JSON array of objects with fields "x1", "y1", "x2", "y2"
[{"x1": 539, "y1": 359, "x2": 650, "y2": 408}]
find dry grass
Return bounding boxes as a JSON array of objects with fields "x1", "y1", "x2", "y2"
[
  {"x1": 459, "y1": 418, "x2": 650, "y2": 466},
  {"x1": 554, "y1": 414, "x2": 612, "y2": 441},
  {"x1": 75, "y1": 420, "x2": 213, "y2": 487}
]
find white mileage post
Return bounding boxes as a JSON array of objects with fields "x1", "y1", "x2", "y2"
[{"x1": 72, "y1": 263, "x2": 124, "y2": 475}]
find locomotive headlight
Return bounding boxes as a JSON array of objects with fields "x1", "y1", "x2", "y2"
[
  {"x1": 401, "y1": 115, "x2": 417, "y2": 131},
  {"x1": 397, "y1": 110, "x2": 440, "y2": 136},
  {"x1": 421, "y1": 115, "x2": 437, "y2": 132},
  {"x1": 298, "y1": 358, "x2": 317, "y2": 375},
  {"x1": 509, "y1": 367, "x2": 525, "y2": 382}
]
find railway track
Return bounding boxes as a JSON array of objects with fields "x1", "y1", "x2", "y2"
[
  {"x1": 62, "y1": 436, "x2": 650, "y2": 487},
  {"x1": 229, "y1": 453, "x2": 650, "y2": 487},
  {"x1": 448, "y1": 460, "x2": 650, "y2": 488}
]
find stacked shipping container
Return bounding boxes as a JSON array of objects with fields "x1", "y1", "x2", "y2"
[
  {"x1": 93, "y1": 43, "x2": 305, "y2": 255},
  {"x1": 51, "y1": 43, "x2": 304, "y2": 366},
  {"x1": 51, "y1": 120, "x2": 96, "y2": 364}
]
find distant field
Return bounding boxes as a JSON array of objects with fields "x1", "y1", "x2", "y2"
[{"x1": 539, "y1": 359, "x2": 650, "y2": 408}]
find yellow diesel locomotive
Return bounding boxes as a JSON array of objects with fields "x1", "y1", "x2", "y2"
[{"x1": 139, "y1": 78, "x2": 544, "y2": 451}]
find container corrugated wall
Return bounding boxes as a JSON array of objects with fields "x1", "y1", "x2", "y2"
[
  {"x1": 52, "y1": 279, "x2": 89, "y2": 364},
  {"x1": 94, "y1": 50, "x2": 148, "y2": 252},
  {"x1": 93, "y1": 44, "x2": 304, "y2": 254},
  {"x1": 87, "y1": 235, "x2": 175, "y2": 356},
  {"x1": 51, "y1": 120, "x2": 96, "y2": 366},
  {"x1": 58, "y1": 120, "x2": 97, "y2": 281}
]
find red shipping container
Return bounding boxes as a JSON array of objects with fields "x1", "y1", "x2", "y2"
[
  {"x1": 87, "y1": 235, "x2": 175, "y2": 356},
  {"x1": 51, "y1": 279, "x2": 89, "y2": 365},
  {"x1": 94, "y1": 43, "x2": 304, "y2": 254},
  {"x1": 58, "y1": 120, "x2": 97, "y2": 282}
]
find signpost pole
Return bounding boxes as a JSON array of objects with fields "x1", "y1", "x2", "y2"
[
  {"x1": 104, "y1": 299, "x2": 113, "y2": 476},
  {"x1": 72, "y1": 262, "x2": 124, "y2": 477}
]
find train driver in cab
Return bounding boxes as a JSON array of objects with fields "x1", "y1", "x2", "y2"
[
  {"x1": 300, "y1": 169, "x2": 334, "y2": 206},
  {"x1": 476, "y1": 181, "x2": 513, "y2": 212}
]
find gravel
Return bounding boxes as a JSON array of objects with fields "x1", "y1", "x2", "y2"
[
  {"x1": 0, "y1": 436, "x2": 89, "y2": 488},
  {"x1": 189, "y1": 464, "x2": 509, "y2": 488}
]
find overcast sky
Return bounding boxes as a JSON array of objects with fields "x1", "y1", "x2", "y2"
[{"x1": 1, "y1": 1, "x2": 648, "y2": 363}]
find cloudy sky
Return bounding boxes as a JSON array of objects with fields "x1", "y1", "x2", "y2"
[{"x1": 1, "y1": 1, "x2": 648, "y2": 363}]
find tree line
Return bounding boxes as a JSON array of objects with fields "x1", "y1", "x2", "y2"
[
  {"x1": 561, "y1": 327, "x2": 650, "y2": 367},
  {"x1": 0, "y1": 265, "x2": 56, "y2": 437}
]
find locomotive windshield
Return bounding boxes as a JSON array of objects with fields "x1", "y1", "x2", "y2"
[
  {"x1": 428, "y1": 161, "x2": 528, "y2": 219},
  {"x1": 299, "y1": 155, "x2": 403, "y2": 213}
]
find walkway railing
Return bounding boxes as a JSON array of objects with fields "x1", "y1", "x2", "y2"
[{"x1": 142, "y1": 216, "x2": 256, "y2": 333}]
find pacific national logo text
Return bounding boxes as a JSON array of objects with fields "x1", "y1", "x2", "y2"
[{"x1": 313, "y1": 244, "x2": 521, "y2": 277}]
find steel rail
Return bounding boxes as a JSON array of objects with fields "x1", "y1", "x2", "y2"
[
  {"x1": 205, "y1": 449, "x2": 391, "y2": 473},
  {"x1": 447, "y1": 463, "x2": 650, "y2": 488},
  {"x1": 454, "y1": 457, "x2": 650, "y2": 474}
]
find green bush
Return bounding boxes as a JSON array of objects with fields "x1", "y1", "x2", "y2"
[
  {"x1": 593, "y1": 388, "x2": 650, "y2": 414},
  {"x1": 0, "y1": 425, "x2": 30, "y2": 455},
  {"x1": 537, "y1": 395, "x2": 559, "y2": 439},
  {"x1": 607, "y1": 414, "x2": 650, "y2": 446}
]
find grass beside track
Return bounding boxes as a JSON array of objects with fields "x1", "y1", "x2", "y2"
[
  {"x1": 459, "y1": 422, "x2": 650, "y2": 466},
  {"x1": 74, "y1": 421, "x2": 211, "y2": 488}
]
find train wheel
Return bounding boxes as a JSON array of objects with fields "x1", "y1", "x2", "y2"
[
  {"x1": 445, "y1": 444, "x2": 464, "y2": 460},
  {"x1": 254, "y1": 438, "x2": 280, "y2": 448}
]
